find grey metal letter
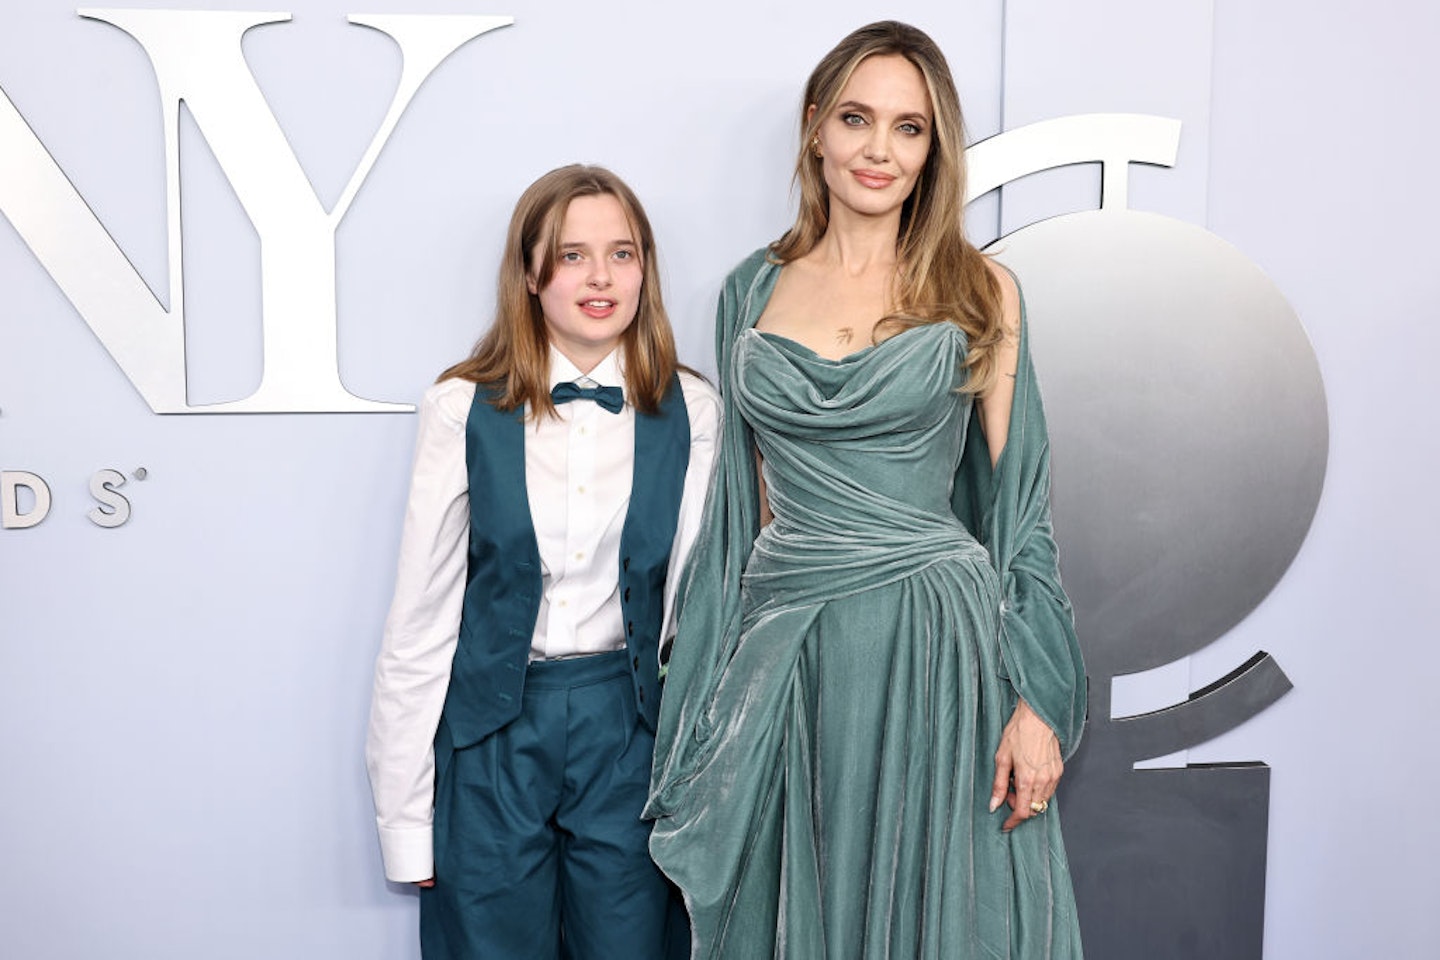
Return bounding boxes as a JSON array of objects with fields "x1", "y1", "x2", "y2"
[
  {"x1": 1, "y1": 470, "x2": 52, "y2": 529},
  {"x1": 87, "y1": 469, "x2": 131, "y2": 528},
  {"x1": 0, "y1": 10, "x2": 513, "y2": 413}
]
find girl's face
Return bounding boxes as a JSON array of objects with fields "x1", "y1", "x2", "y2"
[
  {"x1": 812, "y1": 54, "x2": 934, "y2": 222},
  {"x1": 528, "y1": 193, "x2": 643, "y2": 371}
]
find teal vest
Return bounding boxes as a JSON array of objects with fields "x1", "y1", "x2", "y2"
[{"x1": 439, "y1": 376, "x2": 691, "y2": 749}]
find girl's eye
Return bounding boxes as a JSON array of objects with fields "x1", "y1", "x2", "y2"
[
  {"x1": 613, "y1": 249, "x2": 634, "y2": 261},
  {"x1": 560, "y1": 251, "x2": 582, "y2": 262}
]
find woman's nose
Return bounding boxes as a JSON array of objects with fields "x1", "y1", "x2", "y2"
[{"x1": 864, "y1": 127, "x2": 889, "y2": 162}]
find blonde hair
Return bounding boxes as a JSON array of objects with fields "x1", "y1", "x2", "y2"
[
  {"x1": 440, "y1": 164, "x2": 680, "y2": 417},
  {"x1": 771, "y1": 20, "x2": 1005, "y2": 394}
]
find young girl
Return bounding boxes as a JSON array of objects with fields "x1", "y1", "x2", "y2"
[{"x1": 367, "y1": 164, "x2": 718, "y2": 959}]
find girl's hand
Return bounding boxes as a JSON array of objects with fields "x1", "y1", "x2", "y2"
[{"x1": 990, "y1": 698, "x2": 1063, "y2": 832}]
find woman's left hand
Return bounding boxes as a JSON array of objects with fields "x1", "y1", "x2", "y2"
[{"x1": 990, "y1": 698, "x2": 1063, "y2": 832}]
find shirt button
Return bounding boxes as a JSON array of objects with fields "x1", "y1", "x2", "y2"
[
  {"x1": 558, "y1": 600, "x2": 568, "y2": 608},
  {"x1": 575, "y1": 551, "x2": 584, "y2": 561},
  {"x1": 577, "y1": 485, "x2": 586, "y2": 494}
]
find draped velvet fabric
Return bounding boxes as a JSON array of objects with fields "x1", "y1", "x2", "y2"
[{"x1": 647, "y1": 249, "x2": 1085, "y2": 958}]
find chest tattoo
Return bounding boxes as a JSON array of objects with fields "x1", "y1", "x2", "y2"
[{"x1": 835, "y1": 327, "x2": 855, "y2": 346}]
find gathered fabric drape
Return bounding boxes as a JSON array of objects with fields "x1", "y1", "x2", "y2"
[{"x1": 648, "y1": 250, "x2": 1086, "y2": 958}]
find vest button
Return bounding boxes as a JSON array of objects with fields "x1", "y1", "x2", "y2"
[
  {"x1": 623, "y1": 557, "x2": 630, "y2": 571},
  {"x1": 627, "y1": 621, "x2": 634, "y2": 637},
  {"x1": 623, "y1": 587, "x2": 631, "y2": 602},
  {"x1": 633, "y1": 655, "x2": 640, "y2": 670},
  {"x1": 638, "y1": 687, "x2": 646, "y2": 703}
]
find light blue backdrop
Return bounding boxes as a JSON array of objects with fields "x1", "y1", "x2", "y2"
[{"x1": 1, "y1": 1, "x2": 1435, "y2": 957}]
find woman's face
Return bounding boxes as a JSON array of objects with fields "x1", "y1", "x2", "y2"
[
  {"x1": 528, "y1": 193, "x2": 644, "y2": 369},
  {"x1": 813, "y1": 54, "x2": 934, "y2": 222}
]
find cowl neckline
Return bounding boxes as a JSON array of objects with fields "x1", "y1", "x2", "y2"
[{"x1": 748, "y1": 321, "x2": 963, "y2": 367}]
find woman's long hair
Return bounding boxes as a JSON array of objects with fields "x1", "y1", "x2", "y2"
[
  {"x1": 771, "y1": 21, "x2": 1006, "y2": 395},
  {"x1": 439, "y1": 164, "x2": 680, "y2": 418}
]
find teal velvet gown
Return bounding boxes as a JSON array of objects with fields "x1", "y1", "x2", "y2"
[{"x1": 648, "y1": 250, "x2": 1086, "y2": 959}]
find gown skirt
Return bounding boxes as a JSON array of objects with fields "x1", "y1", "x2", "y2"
[{"x1": 649, "y1": 321, "x2": 1082, "y2": 959}]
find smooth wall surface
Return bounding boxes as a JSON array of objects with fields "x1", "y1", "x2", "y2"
[{"x1": 1, "y1": 1, "x2": 1436, "y2": 957}]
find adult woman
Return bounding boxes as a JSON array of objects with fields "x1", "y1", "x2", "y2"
[
  {"x1": 647, "y1": 23, "x2": 1086, "y2": 958},
  {"x1": 367, "y1": 164, "x2": 717, "y2": 958}
]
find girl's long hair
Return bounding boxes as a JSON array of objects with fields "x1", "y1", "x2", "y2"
[
  {"x1": 439, "y1": 164, "x2": 680, "y2": 417},
  {"x1": 771, "y1": 20, "x2": 1006, "y2": 395}
]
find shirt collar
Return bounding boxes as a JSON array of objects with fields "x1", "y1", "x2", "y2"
[{"x1": 548, "y1": 344, "x2": 624, "y2": 390}]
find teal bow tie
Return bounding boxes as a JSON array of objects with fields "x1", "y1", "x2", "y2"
[{"x1": 551, "y1": 381, "x2": 624, "y2": 414}]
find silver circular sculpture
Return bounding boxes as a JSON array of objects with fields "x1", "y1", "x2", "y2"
[
  {"x1": 996, "y1": 208, "x2": 1328, "y2": 682},
  {"x1": 971, "y1": 115, "x2": 1328, "y2": 959}
]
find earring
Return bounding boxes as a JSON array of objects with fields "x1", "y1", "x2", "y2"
[{"x1": 811, "y1": 135, "x2": 822, "y2": 159}]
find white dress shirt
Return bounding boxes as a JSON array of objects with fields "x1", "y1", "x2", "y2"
[
  {"x1": 365, "y1": 346, "x2": 720, "y2": 882},
  {"x1": 528, "y1": 348, "x2": 637, "y2": 660}
]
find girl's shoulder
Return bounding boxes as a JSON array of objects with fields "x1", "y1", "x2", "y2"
[
  {"x1": 677, "y1": 367, "x2": 718, "y2": 396},
  {"x1": 676, "y1": 368, "x2": 720, "y2": 405},
  {"x1": 422, "y1": 377, "x2": 479, "y2": 427},
  {"x1": 675, "y1": 369, "x2": 721, "y2": 434}
]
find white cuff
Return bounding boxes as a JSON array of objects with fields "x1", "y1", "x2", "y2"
[{"x1": 377, "y1": 821, "x2": 434, "y2": 883}]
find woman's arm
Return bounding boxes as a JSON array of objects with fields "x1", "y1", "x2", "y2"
[
  {"x1": 365, "y1": 379, "x2": 473, "y2": 884},
  {"x1": 976, "y1": 261, "x2": 1022, "y2": 467},
  {"x1": 975, "y1": 263, "x2": 1068, "y2": 831},
  {"x1": 659, "y1": 373, "x2": 723, "y2": 655}
]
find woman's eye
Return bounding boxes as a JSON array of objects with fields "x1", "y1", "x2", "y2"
[
  {"x1": 841, "y1": 112, "x2": 866, "y2": 126},
  {"x1": 613, "y1": 249, "x2": 634, "y2": 261},
  {"x1": 899, "y1": 122, "x2": 923, "y2": 136}
]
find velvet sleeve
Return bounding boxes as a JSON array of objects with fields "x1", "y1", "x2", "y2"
[
  {"x1": 647, "y1": 250, "x2": 771, "y2": 816},
  {"x1": 953, "y1": 310, "x2": 1088, "y2": 758}
]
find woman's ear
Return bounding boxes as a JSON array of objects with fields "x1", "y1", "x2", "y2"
[{"x1": 526, "y1": 273, "x2": 539, "y2": 296}]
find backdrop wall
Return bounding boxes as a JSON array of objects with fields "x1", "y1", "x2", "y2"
[{"x1": 2, "y1": 1, "x2": 1436, "y2": 957}]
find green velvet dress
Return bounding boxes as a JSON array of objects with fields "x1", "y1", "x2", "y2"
[{"x1": 648, "y1": 250, "x2": 1086, "y2": 959}]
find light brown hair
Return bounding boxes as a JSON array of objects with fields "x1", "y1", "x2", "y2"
[
  {"x1": 772, "y1": 20, "x2": 1006, "y2": 394},
  {"x1": 439, "y1": 164, "x2": 680, "y2": 417}
]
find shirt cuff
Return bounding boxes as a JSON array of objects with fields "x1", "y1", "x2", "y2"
[{"x1": 377, "y1": 822, "x2": 434, "y2": 883}]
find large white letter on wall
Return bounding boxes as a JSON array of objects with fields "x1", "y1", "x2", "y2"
[{"x1": 0, "y1": 9, "x2": 512, "y2": 413}]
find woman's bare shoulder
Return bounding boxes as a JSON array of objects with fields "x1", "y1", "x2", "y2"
[{"x1": 984, "y1": 258, "x2": 1022, "y2": 334}]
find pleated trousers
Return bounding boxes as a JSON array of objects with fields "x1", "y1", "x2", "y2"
[{"x1": 420, "y1": 650, "x2": 685, "y2": 959}]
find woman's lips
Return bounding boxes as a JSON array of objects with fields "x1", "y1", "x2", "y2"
[
  {"x1": 579, "y1": 298, "x2": 617, "y2": 319},
  {"x1": 852, "y1": 169, "x2": 895, "y2": 189}
]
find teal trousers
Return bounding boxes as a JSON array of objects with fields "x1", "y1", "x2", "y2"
[{"x1": 420, "y1": 650, "x2": 684, "y2": 959}]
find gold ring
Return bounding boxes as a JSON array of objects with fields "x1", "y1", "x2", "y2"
[{"x1": 1029, "y1": 798, "x2": 1049, "y2": 814}]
